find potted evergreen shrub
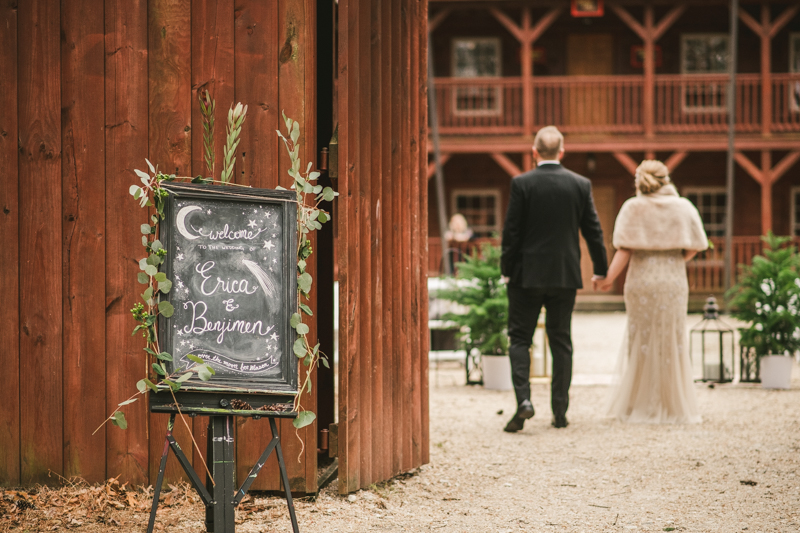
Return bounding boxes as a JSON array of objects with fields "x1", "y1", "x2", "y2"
[
  {"x1": 727, "y1": 232, "x2": 800, "y2": 389},
  {"x1": 435, "y1": 243, "x2": 511, "y2": 390}
]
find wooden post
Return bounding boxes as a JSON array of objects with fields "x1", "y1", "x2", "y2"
[
  {"x1": 521, "y1": 8, "x2": 533, "y2": 136},
  {"x1": 739, "y1": 5, "x2": 799, "y2": 137},
  {"x1": 761, "y1": 150, "x2": 772, "y2": 234},
  {"x1": 643, "y1": 5, "x2": 655, "y2": 139},
  {"x1": 761, "y1": 5, "x2": 771, "y2": 136},
  {"x1": 490, "y1": 8, "x2": 560, "y2": 137}
]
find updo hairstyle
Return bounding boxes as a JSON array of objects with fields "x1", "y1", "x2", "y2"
[{"x1": 635, "y1": 160, "x2": 670, "y2": 195}]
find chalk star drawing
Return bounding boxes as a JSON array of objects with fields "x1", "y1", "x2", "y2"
[
  {"x1": 248, "y1": 220, "x2": 257, "y2": 228},
  {"x1": 207, "y1": 209, "x2": 212, "y2": 215},
  {"x1": 270, "y1": 333, "x2": 279, "y2": 341},
  {"x1": 177, "y1": 280, "x2": 184, "y2": 288},
  {"x1": 272, "y1": 258, "x2": 277, "y2": 264},
  {"x1": 184, "y1": 287, "x2": 190, "y2": 294},
  {"x1": 180, "y1": 340, "x2": 187, "y2": 346},
  {"x1": 263, "y1": 240, "x2": 274, "y2": 250},
  {"x1": 177, "y1": 253, "x2": 184, "y2": 261},
  {"x1": 266, "y1": 212, "x2": 271, "y2": 219}
]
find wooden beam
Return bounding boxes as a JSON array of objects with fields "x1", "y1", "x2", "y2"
[
  {"x1": 489, "y1": 8, "x2": 525, "y2": 43},
  {"x1": 528, "y1": 8, "x2": 561, "y2": 43},
  {"x1": 609, "y1": 4, "x2": 647, "y2": 40},
  {"x1": 490, "y1": 152, "x2": 522, "y2": 178},
  {"x1": 428, "y1": 8, "x2": 452, "y2": 33},
  {"x1": 652, "y1": 4, "x2": 686, "y2": 41},
  {"x1": 768, "y1": 6, "x2": 799, "y2": 40},
  {"x1": 738, "y1": 8, "x2": 764, "y2": 37},
  {"x1": 734, "y1": 151, "x2": 765, "y2": 183},
  {"x1": 768, "y1": 151, "x2": 800, "y2": 184},
  {"x1": 427, "y1": 153, "x2": 450, "y2": 180},
  {"x1": 664, "y1": 151, "x2": 688, "y2": 173},
  {"x1": 612, "y1": 152, "x2": 639, "y2": 177}
]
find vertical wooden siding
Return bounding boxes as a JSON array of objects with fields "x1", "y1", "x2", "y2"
[
  {"x1": 337, "y1": 0, "x2": 430, "y2": 494},
  {"x1": 1, "y1": 0, "x2": 317, "y2": 492}
]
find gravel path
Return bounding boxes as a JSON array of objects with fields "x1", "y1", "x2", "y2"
[{"x1": 5, "y1": 314, "x2": 799, "y2": 533}]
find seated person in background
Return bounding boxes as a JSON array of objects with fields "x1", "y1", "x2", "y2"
[{"x1": 445, "y1": 213, "x2": 474, "y2": 242}]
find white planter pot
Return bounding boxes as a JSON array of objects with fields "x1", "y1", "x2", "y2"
[
  {"x1": 482, "y1": 354, "x2": 513, "y2": 391},
  {"x1": 760, "y1": 355, "x2": 793, "y2": 389}
]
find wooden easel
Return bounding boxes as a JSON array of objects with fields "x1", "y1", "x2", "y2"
[{"x1": 146, "y1": 413, "x2": 299, "y2": 533}]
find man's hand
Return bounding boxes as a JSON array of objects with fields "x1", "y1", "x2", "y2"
[{"x1": 591, "y1": 274, "x2": 612, "y2": 292}]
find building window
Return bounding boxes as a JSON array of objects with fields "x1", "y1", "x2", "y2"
[
  {"x1": 791, "y1": 187, "x2": 800, "y2": 236},
  {"x1": 451, "y1": 189, "x2": 501, "y2": 238},
  {"x1": 451, "y1": 38, "x2": 502, "y2": 116},
  {"x1": 681, "y1": 34, "x2": 730, "y2": 112},
  {"x1": 684, "y1": 187, "x2": 727, "y2": 237},
  {"x1": 790, "y1": 33, "x2": 800, "y2": 112}
]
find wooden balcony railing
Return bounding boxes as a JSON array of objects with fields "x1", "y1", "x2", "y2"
[
  {"x1": 431, "y1": 74, "x2": 800, "y2": 135},
  {"x1": 429, "y1": 235, "x2": 798, "y2": 294}
]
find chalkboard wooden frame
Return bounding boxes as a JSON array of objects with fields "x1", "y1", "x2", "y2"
[{"x1": 153, "y1": 183, "x2": 299, "y2": 409}]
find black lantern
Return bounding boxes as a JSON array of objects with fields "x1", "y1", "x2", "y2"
[{"x1": 690, "y1": 295, "x2": 736, "y2": 383}]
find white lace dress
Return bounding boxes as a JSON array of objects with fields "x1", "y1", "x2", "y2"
[{"x1": 607, "y1": 249, "x2": 701, "y2": 424}]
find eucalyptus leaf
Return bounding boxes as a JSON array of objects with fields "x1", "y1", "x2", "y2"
[
  {"x1": 292, "y1": 411, "x2": 316, "y2": 429},
  {"x1": 142, "y1": 287, "x2": 153, "y2": 302},
  {"x1": 151, "y1": 240, "x2": 163, "y2": 252},
  {"x1": 141, "y1": 223, "x2": 151, "y2": 235},
  {"x1": 300, "y1": 303, "x2": 313, "y2": 316},
  {"x1": 298, "y1": 272, "x2": 312, "y2": 294},
  {"x1": 144, "y1": 265, "x2": 158, "y2": 277},
  {"x1": 144, "y1": 378, "x2": 158, "y2": 393},
  {"x1": 295, "y1": 323, "x2": 309, "y2": 335},
  {"x1": 318, "y1": 212, "x2": 329, "y2": 223},
  {"x1": 158, "y1": 301, "x2": 175, "y2": 318},
  {"x1": 176, "y1": 372, "x2": 193, "y2": 383},
  {"x1": 139, "y1": 258, "x2": 149, "y2": 271},
  {"x1": 146, "y1": 159, "x2": 156, "y2": 174},
  {"x1": 156, "y1": 351, "x2": 173, "y2": 361},
  {"x1": 187, "y1": 354, "x2": 204, "y2": 364},
  {"x1": 137, "y1": 272, "x2": 149, "y2": 285},
  {"x1": 322, "y1": 187, "x2": 336, "y2": 202},
  {"x1": 197, "y1": 366, "x2": 212, "y2": 381},
  {"x1": 152, "y1": 363, "x2": 166, "y2": 376},
  {"x1": 129, "y1": 185, "x2": 140, "y2": 197},
  {"x1": 154, "y1": 272, "x2": 167, "y2": 282},
  {"x1": 159, "y1": 280, "x2": 172, "y2": 294},
  {"x1": 118, "y1": 398, "x2": 138, "y2": 407},
  {"x1": 134, "y1": 168, "x2": 150, "y2": 181},
  {"x1": 112, "y1": 411, "x2": 128, "y2": 430},
  {"x1": 136, "y1": 379, "x2": 148, "y2": 393},
  {"x1": 320, "y1": 357, "x2": 330, "y2": 369},
  {"x1": 147, "y1": 254, "x2": 161, "y2": 266},
  {"x1": 290, "y1": 313, "x2": 302, "y2": 328},
  {"x1": 293, "y1": 338, "x2": 306, "y2": 357}
]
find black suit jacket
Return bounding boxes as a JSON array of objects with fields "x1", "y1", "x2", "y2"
[{"x1": 501, "y1": 163, "x2": 608, "y2": 289}]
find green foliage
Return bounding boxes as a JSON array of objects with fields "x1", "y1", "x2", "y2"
[
  {"x1": 198, "y1": 89, "x2": 216, "y2": 178},
  {"x1": 277, "y1": 111, "x2": 338, "y2": 429},
  {"x1": 436, "y1": 243, "x2": 509, "y2": 356},
  {"x1": 727, "y1": 232, "x2": 800, "y2": 356},
  {"x1": 221, "y1": 102, "x2": 247, "y2": 184}
]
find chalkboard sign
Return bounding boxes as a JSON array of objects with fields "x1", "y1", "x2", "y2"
[{"x1": 156, "y1": 183, "x2": 298, "y2": 400}]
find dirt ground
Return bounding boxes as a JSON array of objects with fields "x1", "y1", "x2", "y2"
[{"x1": 3, "y1": 313, "x2": 800, "y2": 532}]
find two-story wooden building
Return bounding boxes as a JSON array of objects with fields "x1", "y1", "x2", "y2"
[{"x1": 427, "y1": 0, "x2": 800, "y2": 297}]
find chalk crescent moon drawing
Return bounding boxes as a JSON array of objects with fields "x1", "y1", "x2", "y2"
[
  {"x1": 176, "y1": 205, "x2": 202, "y2": 240},
  {"x1": 242, "y1": 259, "x2": 277, "y2": 314}
]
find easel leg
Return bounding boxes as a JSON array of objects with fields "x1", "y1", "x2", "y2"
[
  {"x1": 270, "y1": 418, "x2": 300, "y2": 533},
  {"x1": 206, "y1": 416, "x2": 236, "y2": 533},
  {"x1": 147, "y1": 414, "x2": 175, "y2": 533}
]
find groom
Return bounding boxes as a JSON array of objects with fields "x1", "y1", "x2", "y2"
[{"x1": 501, "y1": 126, "x2": 608, "y2": 432}]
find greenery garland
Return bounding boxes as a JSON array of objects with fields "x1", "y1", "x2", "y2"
[{"x1": 97, "y1": 96, "x2": 334, "y2": 439}]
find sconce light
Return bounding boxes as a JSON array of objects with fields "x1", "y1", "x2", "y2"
[{"x1": 586, "y1": 153, "x2": 597, "y2": 173}]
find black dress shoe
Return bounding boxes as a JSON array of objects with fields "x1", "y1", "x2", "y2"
[
  {"x1": 551, "y1": 415, "x2": 569, "y2": 429},
  {"x1": 504, "y1": 416, "x2": 525, "y2": 432},
  {"x1": 516, "y1": 399, "x2": 535, "y2": 420}
]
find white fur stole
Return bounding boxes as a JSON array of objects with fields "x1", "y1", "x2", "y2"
[{"x1": 612, "y1": 184, "x2": 709, "y2": 251}]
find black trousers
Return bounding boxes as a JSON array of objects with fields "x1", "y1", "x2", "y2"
[{"x1": 507, "y1": 285, "x2": 577, "y2": 419}]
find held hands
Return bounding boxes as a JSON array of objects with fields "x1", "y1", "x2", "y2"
[{"x1": 591, "y1": 275, "x2": 614, "y2": 292}]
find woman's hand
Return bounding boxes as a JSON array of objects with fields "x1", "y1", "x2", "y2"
[
  {"x1": 683, "y1": 249, "x2": 699, "y2": 262},
  {"x1": 596, "y1": 277, "x2": 615, "y2": 292}
]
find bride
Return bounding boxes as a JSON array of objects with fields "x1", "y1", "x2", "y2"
[{"x1": 597, "y1": 160, "x2": 708, "y2": 423}]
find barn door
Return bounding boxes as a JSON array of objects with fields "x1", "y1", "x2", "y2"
[{"x1": 335, "y1": 0, "x2": 430, "y2": 494}]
